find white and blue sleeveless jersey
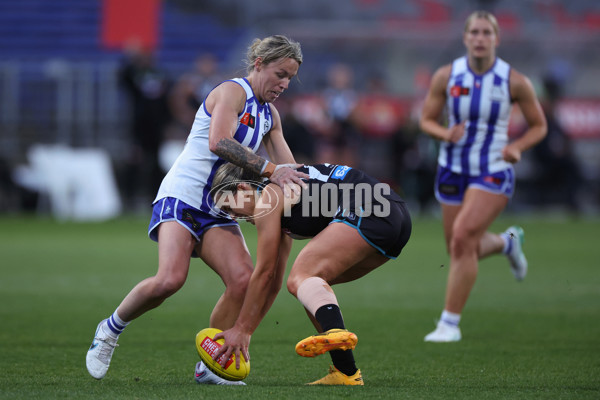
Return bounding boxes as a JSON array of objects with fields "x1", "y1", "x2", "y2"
[
  {"x1": 154, "y1": 77, "x2": 273, "y2": 212},
  {"x1": 438, "y1": 56, "x2": 513, "y2": 176}
]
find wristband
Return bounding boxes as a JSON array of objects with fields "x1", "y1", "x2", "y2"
[{"x1": 261, "y1": 161, "x2": 276, "y2": 178}]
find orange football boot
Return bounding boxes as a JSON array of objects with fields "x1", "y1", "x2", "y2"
[
  {"x1": 307, "y1": 365, "x2": 364, "y2": 386},
  {"x1": 295, "y1": 328, "x2": 358, "y2": 357}
]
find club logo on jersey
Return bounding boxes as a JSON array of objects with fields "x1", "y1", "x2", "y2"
[
  {"x1": 450, "y1": 85, "x2": 470, "y2": 97},
  {"x1": 332, "y1": 165, "x2": 351, "y2": 180},
  {"x1": 240, "y1": 112, "x2": 255, "y2": 128}
]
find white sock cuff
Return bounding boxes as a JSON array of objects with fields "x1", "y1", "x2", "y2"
[
  {"x1": 111, "y1": 310, "x2": 129, "y2": 327},
  {"x1": 500, "y1": 232, "x2": 511, "y2": 254},
  {"x1": 441, "y1": 310, "x2": 461, "y2": 327},
  {"x1": 104, "y1": 309, "x2": 130, "y2": 337},
  {"x1": 296, "y1": 277, "x2": 339, "y2": 316}
]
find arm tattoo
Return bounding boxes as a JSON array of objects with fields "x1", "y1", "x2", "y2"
[{"x1": 213, "y1": 138, "x2": 265, "y2": 175}]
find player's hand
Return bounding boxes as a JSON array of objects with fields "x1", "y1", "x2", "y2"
[
  {"x1": 269, "y1": 163, "x2": 309, "y2": 197},
  {"x1": 213, "y1": 328, "x2": 251, "y2": 370},
  {"x1": 502, "y1": 143, "x2": 522, "y2": 163},
  {"x1": 446, "y1": 121, "x2": 466, "y2": 143}
]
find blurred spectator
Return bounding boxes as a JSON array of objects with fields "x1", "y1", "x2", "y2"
[
  {"x1": 118, "y1": 44, "x2": 171, "y2": 208},
  {"x1": 399, "y1": 66, "x2": 438, "y2": 213},
  {"x1": 352, "y1": 72, "x2": 406, "y2": 183},
  {"x1": 168, "y1": 53, "x2": 222, "y2": 139},
  {"x1": 278, "y1": 98, "x2": 316, "y2": 164},
  {"x1": 531, "y1": 76, "x2": 583, "y2": 211},
  {"x1": 315, "y1": 63, "x2": 360, "y2": 166},
  {"x1": 395, "y1": 113, "x2": 438, "y2": 214}
]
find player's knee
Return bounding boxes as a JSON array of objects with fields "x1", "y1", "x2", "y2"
[
  {"x1": 149, "y1": 276, "x2": 186, "y2": 299},
  {"x1": 286, "y1": 276, "x2": 300, "y2": 297},
  {"x1": 450, "y1": 235, "x2": 470, "y2": 258},
  {"x1": 286, "y1": 272, "x2": 313, "y2": 297},
  {"x1": 450, "y1": 232, "x2": 471, "y2": 257},
  {"x1": 450, "y1": 225, "x2": 478, "y2": 256}
]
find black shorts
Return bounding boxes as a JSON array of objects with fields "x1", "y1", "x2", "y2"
[{"x1": 332, "y1": 200, "x2": 411, "y2": 259}]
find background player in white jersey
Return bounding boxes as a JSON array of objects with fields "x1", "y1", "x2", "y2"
[
  {"x1": 86, "y1": 35, "x2": 309, "y2": 384},
  {"x1": 419, "y1": 11, "x2": 547, "y2": 342}
]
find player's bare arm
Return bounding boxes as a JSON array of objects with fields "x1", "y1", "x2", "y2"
[
  {"x1": 256, "y1": 188, "x2": 296, "y2": 317},
  {"x1": 213, "y1": 137, "x2": 267, "y2": 175},
  {"x1": 208, "y1": 84, "x2": 308, "y2": 185},
  {"x1": 205, "y1": 82, "x2": 268, "y2": 174},
  {"x1": 260, "y1": 231, "x2": 292, "y2": 316},
  {"x1": 420, "y1": 65, "x2": 465, "y2": 143},
  {"x1": 503, "y1": 69, "x2": 548, "y2": 163}
]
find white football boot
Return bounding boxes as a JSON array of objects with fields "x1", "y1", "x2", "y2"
[
  {"x1": 424, "y1": 321, "x2": 462, "y2": 343},
  {"x1": 194, "y1": 361, "x2": 246, "y2": 386},
  {"x1": 86, "y1": 320, "x2": 119, "y2": 379},
  {"x1": 504, "y1": 226, "x2": 528, "y2": 281}
]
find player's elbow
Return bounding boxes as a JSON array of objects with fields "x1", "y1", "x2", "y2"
[
  {"x1": 255, "y1": 265, "x2": 280, "y2": 293},
  {"x1": 528, "y1": 122, "x2": 548, "y2": 149},
  {"x1": 419, "y1": 117, "x2": 436, "y2": 137},
  {"x1": 418, "y1": 116, "x2": 427, "y2": 132},
  {"x1": 208, "y1": 138, "x2": 220, "y2": 154},
  {"x1": 538, "y1": 120, "x2": 548, "y2": 141},
  {"x1": 268, "y1": 276, "x2": 283, "y2": 294}
]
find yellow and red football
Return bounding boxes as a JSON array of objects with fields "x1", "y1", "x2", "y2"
[{"x1": 195, "y1": 327, "x2": 250, "y2": 381}]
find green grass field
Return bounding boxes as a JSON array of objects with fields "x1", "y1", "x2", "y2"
[{"x1": 1, "y1": 214, "x2": 599, "y2": 399}]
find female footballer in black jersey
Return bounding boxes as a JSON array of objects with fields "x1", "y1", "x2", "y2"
[{"x1": 209, "y1": 162, "x2": 411, "y2": 385}]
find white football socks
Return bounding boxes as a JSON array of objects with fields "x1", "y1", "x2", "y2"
[
  {"x1": 102, "y1": 310, "x2": 130, "y2": 339},
  {"x1": 500, "y1": 232, "x2": 512, "y2": 255},
  {"x1": 440, "y1": 310, "x2": 461, "y2": 327}
]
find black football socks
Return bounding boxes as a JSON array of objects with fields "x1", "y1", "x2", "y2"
[{"x1": 315, "y1": 304, "x2": 358, "y2": 376}]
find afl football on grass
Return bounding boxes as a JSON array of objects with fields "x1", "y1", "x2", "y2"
[{"x1": 195, "y1": 327, "x2": 250, "y2": 381}]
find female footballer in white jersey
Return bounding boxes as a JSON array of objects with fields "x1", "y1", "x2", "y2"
[
  {"x1": 86, "y1": 35, "x2": 309, "y2": 384},
  {"x1": 419, "y1": 11, "x2": 547, "y2": 342}
]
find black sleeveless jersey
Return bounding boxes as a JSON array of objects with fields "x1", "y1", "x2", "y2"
[{"x1": 278, "y1": 164, "x2": 404, "y2": 239}]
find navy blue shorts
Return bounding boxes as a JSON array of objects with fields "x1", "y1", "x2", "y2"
[
  {"x1": 434, "y1": 165, "x2": 515, "y2": 205},
  {"x1": 148, "y1": 197, "x2": 238, "y2": 248}
]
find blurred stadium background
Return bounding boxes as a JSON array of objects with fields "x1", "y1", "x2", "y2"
[
  {"x1": 1, "y1": 2, "x2": 599, "y2": 397},
  {"x1": 0, "y1": 0, "x2": 599, "y2": 220}
]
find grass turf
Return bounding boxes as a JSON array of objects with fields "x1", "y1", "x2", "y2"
[{"x1": 0, "y1": 214, "x2": 598, "y2": 399}]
